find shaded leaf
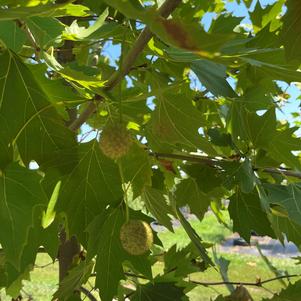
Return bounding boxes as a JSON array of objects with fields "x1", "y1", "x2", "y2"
[
  {"x1": 270, "y1": 215, "x2": 301, "y2": 247},
  {"x1": 262, "y1": 280, "x2": 301, "y2": 301},
  {"x1": 191, "y1": 59, "x2": 237, "y2": 97},
  {"x1": 87, "y1": 208, "x2": 153, "y2": 301},
  {"x1": 0, "y1": 50, "x2": 77, "y2": 167},
  {"x1": 175, "y1": 178, "x2": 210, "y2": 220},
  {"x1": 132, "y1": 281, "x2": 189, "y2": 301},
  {"x1": 221, "y1": 159, "x2": 256, "y2": 194},
  {"x1": 267, "y1": 128, "x2": 301, "y2": 170},
  {"x1": 27, "y1": 16, "x2": 64, "y2": 47},
  {"x1": 0, "y1": 163, "x2": 47, "y2": 268},
  {"x1": 265, "y1": 183, "x2": 301, "y2": 227},
  {"x1": 119, "y1": 143, "x2": 152, "y2": 199},
  {"x1": 229, "y1": 190, "x2": 274, "y2": 242},
  {"x1": 281, "y1": 0, "x2": 301, "y2": 61},
  {"x1": 142, "y1": 186, "x2": 173, "y2": 232},
  {"x1": 53, "y1": 260, "x2": 94, "y2": 301},
  {"x1": 0, "y1": 20, "x2": 26, "y2": 51},
  {"x1": 0, "y1": 3, "x2": 90, "y2": 20},
  {"x1": 53, "y1": 140, "x2": 123, "y2": 235},
  {"x1": 150, "y1": 92, "x2": 215, "y2": 153}
]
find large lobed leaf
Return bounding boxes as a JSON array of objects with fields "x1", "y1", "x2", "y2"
[
  {"x1": 0, "y1": 163, "x2": 47, "y2": 268},
  {"x1": 0, "y1": 50, "x2": 76, "y2": 168}
]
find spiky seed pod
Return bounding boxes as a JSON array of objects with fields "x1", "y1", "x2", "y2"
[
  {"x1": 99, "y1": 122, "x2": 132, "y2": 160},
  {"x1": 120, "y1": 220, "x2": 153, "y2": 256}
]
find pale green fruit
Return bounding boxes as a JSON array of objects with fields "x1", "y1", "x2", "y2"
[
  {"x1": 120, "y1": 220, "x2": 153, "y2": 255},
  {"x1": 99, "y1": 122, "x2": 132, "y2": 159}
]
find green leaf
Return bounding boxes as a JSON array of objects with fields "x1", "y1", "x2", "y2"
[
  {"x1": 265, "y1": 183, "x2": 301, "y2": 227},
  {"x1": 43, "y1": 51, "x2": 106, "y2": 91},
  {"x1": 0, "y1": 50, "x2": 77, "y2": 167},
  {"x1": 191, "y1": 59, "x2": 237, "y2": 97},
  {"x1": 0, "y1": 163, "x2": 47, "y2": 268},
  {"x1": 132, "y1": 281, "x2": 189, "y2": 301},
  {"x1": 213, "y1": 254, "x2": 234, "y2": 293},
  {"x1": 241, "y1": 54, "x2": 301, "y2": 83},
  {"x1": 150, "y1": 92, "x2": 215, "y2": 153},
  {"x1": 184, "y1": 164, "x2": 222, "y2": 193},
  {"x1": 0, "y1": 21, "x2": 26, "y2": 51},
  {"x1": 228, "y1": 190, "x2": 274, "y2": 242},
  {"x1": 87, "y1": 208, "x2": 153, "y2": 301},
  {"x1": 53, "y1": 260, "x2": 94, "y2": 301},
  {"x1": 102, "y1": 0, "x2": 146, "y2": 20},
  {"x1": 228, "y1": 104, "x2": 277, "y2": 149},
  {"x1": 62, "y1": 8, "x2": 108, "y2": 41},
  {"x1": 142, "y1": 187, "x2": 174, "y2": 232},
  {"x1": 262, "y1": 280, "x2": 301, "y2": 301},
  {"x1": 5, "y1": 209, "x2": 47, "y2": 296},
  {"x1": 149, "y1": 18, "x2": 234, "y2": 54},
  {"x1": 53, "y1": 140, "x2": 123, "y2": 235},
  {"x1": 176, "y1": 208, "x2": 214, "y2": 267},
  {"x1": 270, "y1": 215, "x2": 301, "y2": 247},
  {"x1": 221, "y1": 159, "x2": 256, "y2": 194},
  {"x1": 28, "y1": 64, "x2": 85, "y2": 106},
  {"x1": 164, "y1": 244, "x2": 200, "y2": 277},
  {"x1": 118, "y1": 142, "x2": 152, "y2": 199},
  {"x1": 281, "y1": 0, "x2": 301, "y2": 61},
  {"x1": 42, "y1": 180, "x2": 61, "y2": 228},
  {"x1": 0, "y1": 3, "x2": 90, "y2": 20},
  {"x1": 87, "y1": 209, "x2": 124, "y2": 301},
  {"x1": 175, "y1": 178, "x2": 210, "y2": 220},
  {"x1": 26, "y1": 16, "x2": 64, "y2": 47},
  {"x1": 267, "y1": 128, "x2": 301, "y2": 170}
]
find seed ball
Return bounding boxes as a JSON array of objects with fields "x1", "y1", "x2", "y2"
[
  {"x1": 99, "y1": 122, "x2": 132, "y2": 159},
  {"x1": 120, "y1": 220, "x2": 154, "y2": 255}
]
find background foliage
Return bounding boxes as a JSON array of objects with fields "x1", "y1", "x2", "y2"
[{"x1": 0, "y1": 0, "x2": 300, "y2": 300}]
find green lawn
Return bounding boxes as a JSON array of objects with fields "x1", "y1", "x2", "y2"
[{"x1": 1, "y1": 213, "x2": 299, "y2": 300}]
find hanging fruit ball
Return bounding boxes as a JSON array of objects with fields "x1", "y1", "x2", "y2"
[
  {"x1": 99, "y1": 122, "x2": 132, "y2": 160},
  {"x1": 120, "y1": 220, "x2": 154, "y2": 255}
]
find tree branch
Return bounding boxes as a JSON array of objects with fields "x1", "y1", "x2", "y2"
[
  {"x1": 190, "y1": 274, "x2": 300, "y2": 287},
  {"x1": 261, "y1": 167, "x2": 301, "y2": 179},
  {"x1": 150, "y1": 151, "x2": 301, "y2": 180},
  {"x1": 16, "y1": 19, "x2": 41, "y2": 60},
  {"x1": 68, "y1": 0, "x2": 182, "y2": 131},
  {"x1": 91, "y1": 270, "x2": 300, "y2": 289}
]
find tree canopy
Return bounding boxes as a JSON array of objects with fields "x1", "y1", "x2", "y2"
[{"x1": 0, "y1": 0, "x2": 300, "y2": 300}]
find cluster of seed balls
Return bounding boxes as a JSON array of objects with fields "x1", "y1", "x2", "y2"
[{"x1": 99, "y1": 122, "x2": 153, "y2": 255}]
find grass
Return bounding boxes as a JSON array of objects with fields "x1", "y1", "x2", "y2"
[
  {"x1": 1, "y1": 212, "x2": 299, "y2": 300},
  {"x1": 157, "y1": 212, "x2": 232, "y2": 248}
]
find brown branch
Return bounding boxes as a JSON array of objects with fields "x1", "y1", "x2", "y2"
[
  {"x1": 149, "y1": 152, "x2": 222, "y2": 167},
  {"x1": 68, "y1": 0, "x2": 182, "y2": 131},
  {"x1": 190, "y1": 274, "x2": 301, "y2": 287},
  {"x1": 80, "y1": 286, "x2": 98, "y2": 301},
  {"x1": 91, "y1": 270, "x2": 300, "y2": 289},
  {"x1": 150, "y1": 151, "x2": 301, "y2": 180},
  {"x1": 16, "y1": 20, "x2": 41, "y2": 60},
  {"x1": 261, "y1": 167, "x2": 301, "y2": 179}
]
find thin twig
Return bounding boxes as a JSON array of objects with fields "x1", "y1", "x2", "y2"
[
  {"x1": 68, "y1": 0, "x2": 182, "y2": 131},
  {"x1": 80, "y1": 286, "x2": 98, "y2": 301},
  {"x1": 261, "y1": 167, "x2": 301, "y2": 179},
  {"x1": 16, "y1": 20, "x2": 41, "y2": 61},
  {"x1": 190, "y1": 274, "x2": 301, "y2": 287},
  {"x1": 91, "y1": 270, "x2": 300, "y2": 289}
]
